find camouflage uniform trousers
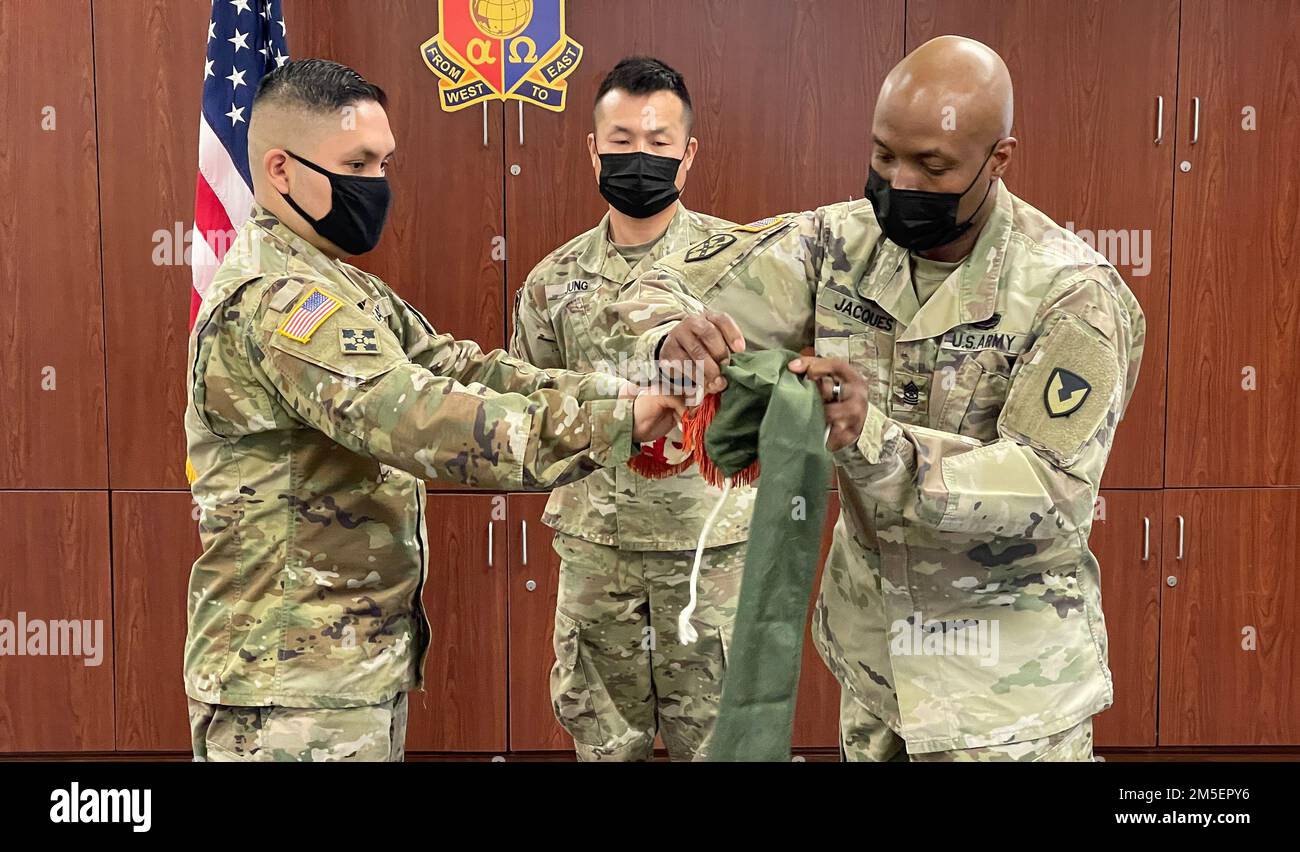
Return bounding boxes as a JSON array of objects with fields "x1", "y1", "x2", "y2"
[
  {"x1": 837, "y1": 691, "x2": 1095, "y2": 762},
  {"x1": 549, "y1": 532, "x2": 746, "y2": 761},
  {"x1": 187, "y1": 693, "x2": 408, "y2": 762}
]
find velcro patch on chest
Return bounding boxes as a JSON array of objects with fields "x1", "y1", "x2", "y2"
[
  {"x1": 276, "y1": 286, "x2": 344, "y2": 343},
  {"x1": 545, "y1": 279, "x2": 594, "y2": 300}
]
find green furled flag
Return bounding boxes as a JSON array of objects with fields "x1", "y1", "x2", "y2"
[{"x1": 698, "y1": 349, "x2": 833, "y2": 761}]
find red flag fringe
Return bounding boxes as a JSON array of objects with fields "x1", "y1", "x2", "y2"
[{"x1": 630, "y1": 391, "x2": 760, "y2": 489}]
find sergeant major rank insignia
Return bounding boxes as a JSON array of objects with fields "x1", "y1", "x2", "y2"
[
  {"x1": 421, "y1": 1, "x2": 583, "y2": 112},
  {"x1": 1044, "y1": 367, "x2": 1091, "y2": 417},
  {"x1": 685, "y1": 233, "x2": 736, "y2": 263},
  {"x1": 341, "y1": 328, "x2": 381, "y2": 355}
]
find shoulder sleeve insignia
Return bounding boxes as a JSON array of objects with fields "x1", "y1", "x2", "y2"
[
  {"x1": 732, "y1": 216, "x2": 786, "y2": 234},
  {"x1": 276, "y1": 286, "x2": 344, "y2": 343},
  {"x1": 1044, "y1": 367, "x2": 1091, "y2": 417},
  {"x1": 999, "y1": 312, "x2": 1120, "y2": 465},
  {"x1": 685, "y1": 233, "x2": 737, "y2": 263},
  {"x1": 340, "y1": 327, "x2": 381, "y2": 355}
]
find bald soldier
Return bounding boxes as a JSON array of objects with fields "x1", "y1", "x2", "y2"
[
  {"x1": 184, "y1": 59, "x2": 683, "y2": 762},
  {"x1": 509, "y1": 57, "x2": 747, "y2": 762},
  {"x1": 606, "y1": 36, "x2": 1145, "y2": 760}
]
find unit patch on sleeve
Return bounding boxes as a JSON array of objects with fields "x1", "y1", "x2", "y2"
[
  {"x1": 340, "y1": 327, "x2": 381, "y2": 355},
  {"x1": 685, "y1": 233, "x2": 737, "y2": 263},
  {"x1": 1043, "y1": 367, "x2": 1091, "y2": 418}
]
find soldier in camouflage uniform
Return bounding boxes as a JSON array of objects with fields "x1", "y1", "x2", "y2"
[
  {"x1": 509, "y1": 58, "x2": 750, "y2": 762},
  {"x1": 184, "y1": 60, "x2": 682, "y2": 762},
  {"x1": 602, "y1": 37, "x2": 1145, "y2": 760}
]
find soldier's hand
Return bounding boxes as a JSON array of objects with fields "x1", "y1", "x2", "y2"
[
  {"x1": 788, "y1": 356, "x2": 870, "y2": 451},
  {"x1": 631, "y1": 391, "x2": 686, "y2": 444},
  {"x1": 658, "y1": 311, "x2": 746, "y2": 398}
]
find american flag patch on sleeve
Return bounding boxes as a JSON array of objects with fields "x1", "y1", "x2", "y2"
[{"x1": 277, "y1": 286, "x2": 344, "y2": 343}]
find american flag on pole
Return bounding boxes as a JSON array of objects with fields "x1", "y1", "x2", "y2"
[{"x1": 190, "y1": 0, "x2": 289, "y2": 327}]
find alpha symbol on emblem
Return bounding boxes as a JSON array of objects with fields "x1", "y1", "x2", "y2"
[
  {"x1": 341, "y1": 328, "x2": 381, "y2": 355},
  {"x1": 1044, "y1": 367, "x2": 1091, "y2": 417},
  {"x1": 684, "y1": 233, "x2": 736, "y2": 263}
]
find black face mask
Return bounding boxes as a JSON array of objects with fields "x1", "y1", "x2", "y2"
[
  {"x1": 865, "y1": 145, "x2": 997, "y2": 252},
  {"x1": 281, "y1": 151, "x2": 392, "y2": 255},
  {"x1": 598, "y1": 151, "x2": 682, "y2": 219}
]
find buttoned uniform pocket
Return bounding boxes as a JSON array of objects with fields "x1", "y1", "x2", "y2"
[
  {"x1": 816, "y1": 332, "x2": 881, "y2": 409},
  {"x1": 933, "y1": 348, "x2": 1012, "y2": 441}
]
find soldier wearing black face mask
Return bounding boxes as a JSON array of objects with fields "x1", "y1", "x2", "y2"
[
  {"x1": 184, "y1": 59, "x2": 687, "y2": 763},
  {"x1": 619, "y1": 36, "x2": 1147, "y2": 763},
  {"x1": 508, "y1": 57, "x2": 749, "y2": 763}
]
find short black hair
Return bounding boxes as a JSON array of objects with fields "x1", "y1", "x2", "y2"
[
  {"x1": 594, "y1": 56, "x2": 692, "y2": 127},
  {"x1": 254, "y1": 58, "x2": 387, "y2": 113}
]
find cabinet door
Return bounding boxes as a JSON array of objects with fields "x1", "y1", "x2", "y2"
[
  {"x1": 2, "y1": 0, "x2": 107, "y2": 488},
  {"x1": 908, "y1": 0, "x2": 1177, "y2": 488},
  {"x1": 95, "y1": 0, "x2": 205, "y2": 490},
  {"x1": 406, "y1": 494, "x2": 508, "y2": 752},
  {"x1": 1089, "y1": 490, "x2": 1160, "y2": 748},
  {"x1": 0, "y1": 492, "x2": 113, "y2": 752},
  {"x1": 1166, "y1": 1, "x2": 1300, "y2": 485},
  {"x1": 792, "y1": 491, "x2": 843, "y2": 749},
  {"x1": 285, "y1": 1, "x2": 507, "y2": 349},
  {"x1": 505, "y1": 0, "x2": 905, "y2": 331},
  {"x1": 112, "y1": 491, "x2": 201, "y2": 751},
  {"x1": 506, "y1": 493, "x2": 570, "y2": 751},
  {"x1": 1159, "y1": 489, "x2": 1300, "y2": 745}
]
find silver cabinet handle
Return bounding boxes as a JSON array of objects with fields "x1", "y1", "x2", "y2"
[
  {"x1": 1142, "y1": 517, "x2": 1151, "y2": 562},
  {"x1": 1177, "y1": 515, "x2": 1185, "y2": 560},
  {"x1": 482, "y1": 102, "x2": 489, "y2": 148},
  {"x1": 521, "y1": 519, "x2": 528, "y2": 566},
  {"x1": 1154, "y1": 96, "x2": 1164, "y2": 145},
  {"x1": 1191, "y1": 97, "x2": 1200, "y2": 144},
  {"x1": 487, "y1": 521, "x2": 494, "y2": 568},
  {"x1": 518, "y1": 100, "x2": 525, "y2": 146}
]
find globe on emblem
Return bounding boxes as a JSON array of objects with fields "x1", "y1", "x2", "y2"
[{"x1": 471, "y1": 0, "x2": 534, "y2": 39}]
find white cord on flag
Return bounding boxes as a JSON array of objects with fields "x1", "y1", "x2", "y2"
[{"x1": 677, "y1": 479, "x2": 734, "y2": 645}]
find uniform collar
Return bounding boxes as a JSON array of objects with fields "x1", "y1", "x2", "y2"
[
  {"x1": 247, "y1": 202, "x2": 353, "y2": 283},
  {"x1": 577, "y1": 203, "x2": 694, "y2": 283},
  {"x1": 861, "y1": 181, "x2": 1013, "y2": 342}
]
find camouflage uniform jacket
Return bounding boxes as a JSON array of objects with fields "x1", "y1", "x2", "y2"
[
  {"x1": 509, "y1": 205, "x2": 756, "y2": 551},
  {"x1": 608, "y1": 183, "x2": 1146, "y2": 752},
  {"x1": 185, "y1": 207, "x2": 635, "y2": 708}
]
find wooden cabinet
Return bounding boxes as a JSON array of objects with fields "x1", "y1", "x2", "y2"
[
  {"x1": 1166, "y1": 0, "x2": 1300, "y2": 486},
  {"x1": 112, "y1": 491, "x2": 200, "y2": 751},
  {"x1": 1, "y1": 0, "x2": 107, "y2": 489},
  {"x1": 1159, "y1": 489, "x2": 1300, "y2": 745},
  {"x1": 506, "y1": 493, "x2": 569, "y2": 751},
  {"x1": 95, "y1": 0, "x2": 207, "y2": 490},
  {"x1": 908, "y1": 0, "x2": 1177, "y2": 488},
  {"x1": 407, "y1": 494, "x2": 509, "y2": 751},
  {"x1": 0, "y1": 492, "x2": 113, "y2": 752},
  {"x1": 1090, "y1": 491, "x2": 1161, "y2": 747}
]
